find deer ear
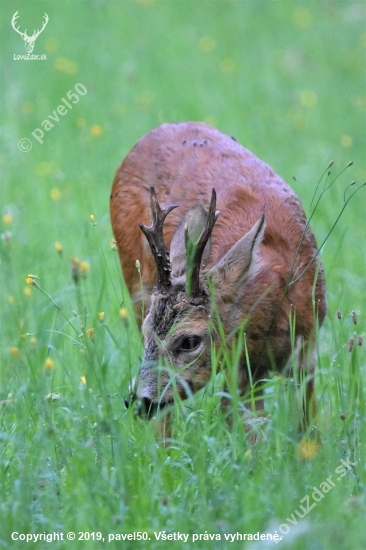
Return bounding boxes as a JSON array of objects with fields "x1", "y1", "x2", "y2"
[
  {"x1": 170, "y1": 204, "x2": 211, "y2": 279},
  {"x1": 209, "y1": 215, "x2": 265, "y2": 291}
]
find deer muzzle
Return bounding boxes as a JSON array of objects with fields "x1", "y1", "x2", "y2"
[{"x1": 124, "y1": 366, "x2": 194, "y2": 418}]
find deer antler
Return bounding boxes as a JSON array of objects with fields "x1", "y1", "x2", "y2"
[
  {"x1": 139, "y1": 187, "x2": 178, "y2": 292},
  {"x1": 32, "y1": 13, "x2": 49, "y2": 39},
  {"x1": 11, "y1": 11, "x2": 26, "y2": 39},
  {"x1": 185, "y1": 189, "x2": 219, "y2": 297}
]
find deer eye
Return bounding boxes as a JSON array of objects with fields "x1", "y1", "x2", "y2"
[{"x1": 177, "y1": 336, "x2": 201, "y2": 352}]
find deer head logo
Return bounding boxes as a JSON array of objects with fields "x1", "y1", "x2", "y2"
[{"x1": 11, "y1": 11, "x2": 49, "y2": 54}]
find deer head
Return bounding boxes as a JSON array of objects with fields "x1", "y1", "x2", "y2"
[
  {"x1": 127, "y1": 187, "x2": 265, "y2": 416},
  {"x1": 11, "y1": 11, "x2": 49, "y2": 54}
]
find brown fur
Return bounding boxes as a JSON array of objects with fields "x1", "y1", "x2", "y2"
[{"x1": 110, "y1": 122, "x2": 327, "y2": 422}]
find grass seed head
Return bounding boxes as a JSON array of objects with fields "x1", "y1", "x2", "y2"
[
  {"x1": 71, "y1": 257, "x2": 80, "y2": 283},
  {"x1": 70, "y1": 258, "x2": 89, "y2": 283},
  {"x1": 1, "y1": 230, "x2": 12, "y2": 244},
  {"x1": 347, "y1": 338, "x2": 354, "y2": 352}
]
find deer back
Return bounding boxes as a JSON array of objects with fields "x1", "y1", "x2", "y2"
[{"x1": 111, "y1": 122, "x2": 326, "y2": 399}]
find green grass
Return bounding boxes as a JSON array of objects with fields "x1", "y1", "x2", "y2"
[{"x1": 1, "y1": 0, "x2": 365, "y2": 548}]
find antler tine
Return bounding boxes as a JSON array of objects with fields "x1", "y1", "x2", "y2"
[
  {"x1": 33, "y1": 13, "x2": 49, "y2": 39},
  {"x1": 11, "y1": 11, "x2": 25, "y2": 37},
  {"x1": 186, "y1": 189, "x2": 219, "y2": 297},
  {"x1": 139, "y1": 187, "x2": 178, "y2": 292},
  {"x1": 11, "y1": 11, "x2": 19, "y2": 26},
  {"x1": 33, "y1": 13, "x2": 48, "y2": 37}
]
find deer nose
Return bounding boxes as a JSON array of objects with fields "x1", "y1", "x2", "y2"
[
  {"x1": 124, "y1": 393, "x2": 137, "y2": 409},
  {"x1": 140, "y1": 397, "x2": 159, "y2": 417},
  {"x1": 124, "y1": 394, "x2": 156, "y2": 417}
]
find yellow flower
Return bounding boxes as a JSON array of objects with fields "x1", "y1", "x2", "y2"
[
  {"x1": 300, "y1": 90, "x2": 318, "y2": 108},
  {"x1": 287, "y1": 107, "x2": 307, "y2": 131},
  {"x1": 86, "y1": 328, "x2": 95, "y2": 337},
  {"x1": 298, "y1": 439, "x2": 318, "y2": 460},
  {"x1": 30, "y1": 336, "x2": 37, "y2": 345},
  {"x1": 54, "y1": 57, "x2": 78, "y2": 75},
  {"x1": 340, "y1": 134, "x2": 353, "y2": 148},
  {"x1": 220, "y1": 58, "x2": 236, "y2": 74},
  {"x1": 45, "y1": 37, "x2": 59, "y2": 53},
  {"x1": 90, "y1": 214, "x2": 96, "y2": 226},
  {"x1": 119, "y1": 308, "x2": 128, "y2": 319},
  {"x1": 10, "y1": 347, "x2": 20, "y2": 357},
  {"x1": 55, "y1": 241, "x2": 63, "y2": 254},
  {"x1": 198, "y1": 36, "x2": 216, "y2": 53},
  {"x1": 26, "y1": 275, "x2": 36, "y2": 285},
  {"x1": 293, "y1": 8, "x2": 313, "y2": 29},
  {"x1": 79, "y1": 261, "x2": 89, "y2": 275},
  {"x1": 203, "y1": 116, "x2": 217, "y2": 127},
  {"x1": 50, "y1": 188, "x2": 61, "y2": 200},
  {"x1": 44, "y1": 358, "x2": 54, "y2": 370},
  {"x1": 138, "y1": 91, "x2": 154, "y2": 110},
  {"x1": 80, "y1": 376, "x2": 87, "y2": 386},
  {"x1": 98, "y1": 311, "x2": 105, "y2": 321},
  {"x1": 90, "y1": 125, "x2": 103, "y2": 137},
  {"x1": 24, "y1": 287, "x2": 32, "y2": 297},
  {"x1": 36, "y1": 161, "x2": 54, "y2": 177},
  {"x1": 2, "y1": 214, "x2": 12, "y2": 224},
  {"x1": 21, "y1": 101, "x2": 34, "y2": 114}
]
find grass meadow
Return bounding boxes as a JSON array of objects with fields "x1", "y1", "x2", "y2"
[{"x1": 1, "y1": 1, "x2": 365, "y2": 548}]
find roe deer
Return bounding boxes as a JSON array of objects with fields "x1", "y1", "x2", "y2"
[{"x1": 110, "y1": 122, "x2": 327, "y2": 423}]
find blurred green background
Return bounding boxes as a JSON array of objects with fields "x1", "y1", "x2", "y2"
[{"x1": 0, "y1": 1, "x2": 365, "y2": 548}]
